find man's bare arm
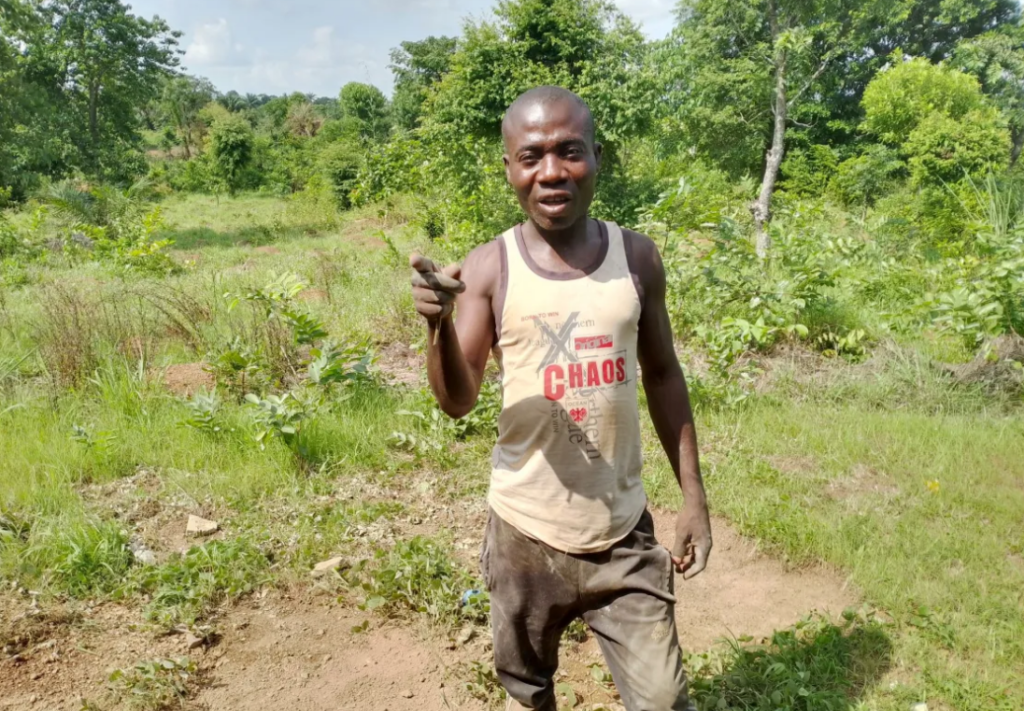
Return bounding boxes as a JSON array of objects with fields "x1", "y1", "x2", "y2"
[
  {"x1": 411, "y1": 242, "x2": 499, "y2": 419},
  {"x1": 631, "y1": 230, "x2": 712, "y2": 579}
]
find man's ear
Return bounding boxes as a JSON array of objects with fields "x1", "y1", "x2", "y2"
[
  {"x1": 503, "y1": 154, "x2": 512, "y2": 184},
  {"x1": 594, "y1": 142, "x2": 603, "y2": 170}
]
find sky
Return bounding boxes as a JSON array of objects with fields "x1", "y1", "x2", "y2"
[{"x1": 127, "y1": 0, "x2": 677, "y2": 98}]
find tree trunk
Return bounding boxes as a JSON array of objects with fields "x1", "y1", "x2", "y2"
[
  {"x1": 1011, "y1": 127, "x2": 1023, "y2": 167},
  {"x1": 751, "y1": 51, "x2": 787, "y2": 260},
  {"x1": 88, "y1": 81, "x2": 99, "y2": 151}
]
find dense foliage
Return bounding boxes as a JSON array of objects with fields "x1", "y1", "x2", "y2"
[{"x1": 2, "y1": 0, "x2": 1023, "y2": 378}]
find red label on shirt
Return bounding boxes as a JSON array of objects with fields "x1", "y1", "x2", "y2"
[{"x1": 574, "y1": 335, "x2": 613, "y2": 351}]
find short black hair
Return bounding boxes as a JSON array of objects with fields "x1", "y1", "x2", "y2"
[{"x1": 501, "y1": 85, "x2": 596, "y2": 146}]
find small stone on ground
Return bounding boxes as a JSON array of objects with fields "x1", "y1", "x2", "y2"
[
  {"x1": 311, "y1": 556, "x2": 346, "y2": 577},
  {"x1": 186, "y1": 515, "x2": 219, "y2": 536}
]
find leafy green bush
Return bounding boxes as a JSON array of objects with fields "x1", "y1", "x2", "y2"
[
  {"x1": 317, "y1": 141, "x2": 362, "y2": 208},
  {"x1": 208, "y1": 115, "x2": 255, "y2": 195},
  {"x1": 862, "y1": 56, "x2": 991, "y2": 146},
  {"x1": 640, "y1": 160, "x2": 743, "y2": 236},
  {"x1": 0, "y1": 213, "x2": 24, "y2": 259},
  {"x1": 780, "y1": 145, "x2": 840, "y2": 198},
  {"x1": 905, "y1": 110, "x2": 1010, "y2": 187},
  {"x1": 862, "y1": 56, "x2": 1011, "y2": 191},
  {"x1": 922, "y1": 173, "x2": 1024, "y2": 346},
  {"x1": 828, "y1": 146, "x2": 905, "y2": 208}
]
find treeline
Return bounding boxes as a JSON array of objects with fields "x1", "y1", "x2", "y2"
[{"x1": 2, "y1": 0, "x2": 1023, "y2": 253}]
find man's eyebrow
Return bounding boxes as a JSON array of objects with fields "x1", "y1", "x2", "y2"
[{"x1": 515, "y1": 137, "x2": 588, "y2": 155}]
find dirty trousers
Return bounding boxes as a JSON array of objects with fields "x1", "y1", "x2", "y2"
[{"x1": 480, "y1": 509, "x2": 695, "y2": 711}]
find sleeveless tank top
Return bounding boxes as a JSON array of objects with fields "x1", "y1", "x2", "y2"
[{"x1": 488, "y1": 220, "x2": 646, "y2": 554}]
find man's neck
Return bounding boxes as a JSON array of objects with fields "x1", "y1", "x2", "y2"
[{"x1": 523, "y1": 215, "x2": 593, "y2": 249}]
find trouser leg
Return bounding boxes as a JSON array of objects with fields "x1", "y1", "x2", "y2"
[
  {"x1": 580, "y1": 510, "x2": 695, "y2": 711},
  {"x1": 481, "y1": 511, "x2": 579, "y2": 711}
]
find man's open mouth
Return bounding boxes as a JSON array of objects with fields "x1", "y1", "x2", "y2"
[{"x1": 538, "y1": 194, "x2": 572, "y2": 212}]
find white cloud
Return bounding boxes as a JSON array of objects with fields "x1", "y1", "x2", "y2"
[
  {"x1": 244, "y1": 26, "x2": 387, "y2": 96},
  {"x1": 183, "y1": 18, "x2": 248, "y2": 67},
  {"x1": 295, "y1": 25, "x2": 337, "y2": 67}
]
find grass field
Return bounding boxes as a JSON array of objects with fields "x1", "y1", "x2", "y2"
[{"x1": 1, "y1": 192, "x2": 1022, "y2": 710}]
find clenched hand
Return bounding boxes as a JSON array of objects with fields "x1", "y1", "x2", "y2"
[
  {"x1": 410, "y1": 253, "x2": 465, "y2": 323},
  {"x1": 671, "y1": 501, "x2": 712, "y2": 580}
]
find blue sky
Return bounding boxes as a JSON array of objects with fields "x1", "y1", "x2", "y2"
[{"x1": 127, "y1": 0, "x2": 677, "y2": 97}]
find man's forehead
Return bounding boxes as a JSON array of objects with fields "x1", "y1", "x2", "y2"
[{"x1": 505, "y1": 101, "x2": 591, "y2": 147}]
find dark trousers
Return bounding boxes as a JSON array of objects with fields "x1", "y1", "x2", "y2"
[{"x1": 480, "y1": 509, "x2": 695, "y2": 711}]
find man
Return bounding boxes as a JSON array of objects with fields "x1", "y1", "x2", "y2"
[{"x1": 409, "y1": 86, "x2": 711, "y2": 711}]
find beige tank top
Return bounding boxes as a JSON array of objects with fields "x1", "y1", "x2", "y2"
[{"x1": 488, "y1": 220, "x2": 646, "y2": 554}]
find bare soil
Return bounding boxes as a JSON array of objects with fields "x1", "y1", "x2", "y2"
[
  {"x1": 0, "y1": 506, "x2": 857, "y2": 711},
  {"x1": 155, "y1": 363, "x2": 215, "y2": 397},
  {"x1": 195, "y1": 594, "x2": 487, "y2": 711},
  {"x1": 375, "y1": 342, "x2": 426, "y2": 388}
]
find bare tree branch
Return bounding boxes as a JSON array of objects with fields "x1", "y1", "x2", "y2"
[{"x1": 788, "y1": 55, "x2": 833, "y2": 108}]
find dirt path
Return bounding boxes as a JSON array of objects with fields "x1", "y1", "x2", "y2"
[{"x1": 1, "y1": 511, "x2": 857, "y2": 711}]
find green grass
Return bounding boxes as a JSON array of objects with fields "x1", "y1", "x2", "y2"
[
  {"x1": 670, "y1": 401, "x2": 1024, "y2": 709},
  {"x1": 687, "y1": 613, "x2": 893, "y2": 711},
  {"x1": 104, "y1": 656, "x2": 199, "y2": 711},
  {"x1": 136, "y1": 538, "x2": 273, "y2": 628},
  {"x1": 343, "y1": 535, "x2": 489, "y2": 630},
  {"x1": 1, "y1": 191, "x2": 1023, "y2": 710}
]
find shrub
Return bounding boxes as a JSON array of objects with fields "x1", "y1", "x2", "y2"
[
  {"x1": 318, "y1": 141, "x2": 363, "y2": 208},
  {"x1": 639, "y1": 160, "x2": 742, "y2": 237},
  {"x1": 862, "y1": 57, "x2": 990, "y2": 146},
  {"x1": 828, "y1": 146, "x2": 906, "y2": 208},
  {"x1": 780, "y1": 145, "x2": 840, "y2": 198},
  {"x1": 208, "y1": 115, "x2": 255, "y2": 196},
  {"x1": 905, "y1": 110, "x2": 1011, "y2": 188}
]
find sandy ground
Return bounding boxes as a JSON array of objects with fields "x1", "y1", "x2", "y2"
[{"x1": 1, "y1": 509, "x2": 857, "y2": 711}]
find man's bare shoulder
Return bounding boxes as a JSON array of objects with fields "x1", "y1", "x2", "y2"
[
  {"x1": 620, "y1": 227, "x2": 664, "y2": 286},
  {"x1": 460, "y1": 237, "x2": 504, "y2": 297}
]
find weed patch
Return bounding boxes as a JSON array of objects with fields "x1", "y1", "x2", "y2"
[
  {"x1": 134, "y1": 538, "x2": 272, "y2": 628},
  {"x1": 687, "y1": 613, "x2": 892, "y2": 711},
  {"x1": 106, "y1": 656, "x2": 201, "y2": 710},
  {"x1": 3, "y1": 517, "x2": 133, "y2": 598},
  {"x1": 344, "y1": 536, "x2": 488, "y2": 629}
]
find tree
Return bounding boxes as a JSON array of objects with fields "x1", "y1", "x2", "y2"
[
  {"x1": 861, "y1": 56, "x2": 992, "y2": 145},
  {"x1": 664, "y1": 0, "x2": 1021, "y2": 258},
  {"x1": 862, "y1": 57, "x2": 1010, "y2": 186},
  {"x1": 339, "y1": 82, "x2": 391, "y2": 141},
  {"x1": 39, "y1": 0, "x2": 181, "y2": 171},
  {"x1": 160, "y1": 74, "x2": 214, "y2": 158},
  {"x1": 389, "y1": 36, "x2": 457, "y2": 129},
  {"x1": 953, "y1": 29, "x2": 1024, "y2": 164},
  {"x1": 669, "y1": 0, "x2": 898, "y2": 257},
  {"x1": 425, "y1": 0, "x2": 652, "y2": 143},
  {"x1": 218, "y1": 90, "x2": 247, "y2": 113},
  {"x1": 0, "y1": 0, "x2": 49, "y2": 197},
  {"x1": 208, "y1": 114, "x2": 254, "y2": 196},
  {"x1": 285, "y1": 100, "x2": 324, "y2": 138}
]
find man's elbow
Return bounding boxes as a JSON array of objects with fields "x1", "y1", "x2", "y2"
[
  {"x1": 642, "y1": 362, "x2": 683, "y2": 389},
  {"x1": 439, "y1": 399, "x2": 474, "y2": 420}
]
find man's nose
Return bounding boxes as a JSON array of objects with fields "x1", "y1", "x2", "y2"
[{"x1": 537, "y1": 154, "x2": 567, "y2": 183}]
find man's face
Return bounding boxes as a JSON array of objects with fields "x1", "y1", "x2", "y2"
[{"x1": 503, "y1": 100, "x2": 601, "y2": 232}]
